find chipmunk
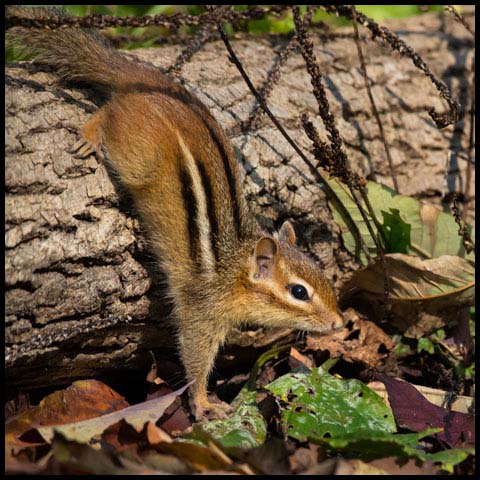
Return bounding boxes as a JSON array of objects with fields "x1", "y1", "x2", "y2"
[{"x1": 8, "y1": 6, "x2": 344, "y2": 420}]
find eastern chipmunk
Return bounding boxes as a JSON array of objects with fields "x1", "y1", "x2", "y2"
[{"x1": 9, "y1": 7, "x2": 344, "y2": 419}]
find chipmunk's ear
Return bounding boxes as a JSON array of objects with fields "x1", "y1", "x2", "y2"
[
  {"x1": 278, "y1": 220, "x2": 296, "y2": 245},
  {"x1": 253, "y1": 237, "x2": 279, "y2": 279}
]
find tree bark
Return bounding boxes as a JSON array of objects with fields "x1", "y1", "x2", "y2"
[{"x1": 5, "y1": 11, "x2": 474, "y2": 392}]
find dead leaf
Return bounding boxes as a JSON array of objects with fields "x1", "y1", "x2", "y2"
[
  {"x1": 6, "y1": 380, "x2": 128, "y2": 451},
  {"x1": 36, "y1": 382, "x2": 191, "y2": 444},
  {"x1": 450, "y1": 307, "x2": 474, "y2": 362},
  {"x1": 340, "y1": 254, "x2": 475, "y2": 336},
  {"x1": 335, "y1": 457, "x2": 440, "y2": 475},
  {"x1": 147, "y1": 383, "x2": 192, "y2": 436},
  {"x1": 364, "y1": 456, "x2": 439, "y2": 475},
  {"x1": 242, "y1": 437, "x2": 290, "y2": 474},
  {"x1": 334, "y1": 458, "x2": 390, "y2": 475},
  {"x1": 101, "y1": 419, "x2": 145, "y2": 455},
  {"x1": 140, "y1": 450, "x2": 192, "y2": 475},
  {"x1": 288, "y1": 444, "x2": 319, "y2": 474},
  {"x1": 157, "y1": 439, "x2": 233, "y2": 472},
  {"x1": 288, "y1": 347, "x2": 313, "y2": 370},
  {"x1": 306, "y1": 308, "x2": 393, "y2": 368},
  {"x1": 49, "y1": 431, "x2": 173, "y2": 474},
  {"x1": 368, "y1": 381, "x2": 474, "y2": 414},
  {"x1": 5, "y1": 392, "x2": 30, "y2": 422},
  {"x1": 145, "y1": 421, "x2": 173, "y2": 444},
  {"x1": 377, "y1": 375, "x2": 475, "y2": 447}
]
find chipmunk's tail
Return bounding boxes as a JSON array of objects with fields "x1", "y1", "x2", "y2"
[{"x1": 7, "y1": 6, "x2": 170, "y2": 93}]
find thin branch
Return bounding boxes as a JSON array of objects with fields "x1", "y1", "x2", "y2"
[
  {"x1": 445, "y1": 5, "x2": 475, "y2": 37},
  {"x1": 208, "y1": 6, "x2": 371, "y2": 262},
  {"x1": 242, "y1": 6, "x2": 320, "y2": 132},
  {"x1": 167, "y1": 23, "x2": 216, "y2": 77},
  {"x1": 322, "y1": 5, "x2": 461, "y2": 129},
  {"x1": 351, "y1": 6, "x2": 399, "y2": 193},
  {"x1": 291, "y1": 6, "x2": 385, "y2": 258},
  {"x1": 463, "y1": 58, "x2": 475, "y2": 215},
  {"x1": 451, "y1": 194, "x2": 475, "y2": 254},
  {"x1": 6, "y1": 5, "x2": 291, "y2": 30}
]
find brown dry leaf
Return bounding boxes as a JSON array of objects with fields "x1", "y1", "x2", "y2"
[
  {"x1": 4, "y1": 455, "x2": 49, "y2": 475},
  {"x1": 147, "y1": 383, "x2": 192, "y2": 436},
  {"x1": 377, "y1": 375, "x2": 474, "y2": 447},
  {"x1": 36, "y1": 382, "x2": 190, "y2": 444},
  {"x1": 368, "y1": 380, "x2": 474, "y2": 414},
  {"x1": 306, "y1": 308, "x2": 393, "y2": 368},
  {"x1": 334, "y1": 457, "x2": 439, "y2": 475},
  {"x1": 157, "y1": 439, "x2": 233, "y2": 472},
  {"x1": 145, "y1": 421, "x2": 173, "y2": 444},
  {"x1": 243, "y1": 437, "x2": 290, "y2": 475},
  {"x1": 367, "y1": 456, "x2": 439, "y2": 475},
  {"x1": 288, "y1": 444, "x2": 319, "y2": 474},
  {"x1": 140, "y1": 450, "x2": 192, "y2": 475},
  {"x1": 340, "y1": 254, "x2": 474, "y2": 337},
  {"x1": 334, "y1": 458, "x2": 390, "y2": 475},
  {"x1": 288, "y1": 347, "x2": 314, "y2": 370},
  {"x1": 48, "y1": 432, "x2": 173, "y2": 475},
  {"x1": 99, "y1": 420, "x2": 172, "y2": 460},
  {"x1": 6, "y1": 380, "x2": 128, "y2": 451}
]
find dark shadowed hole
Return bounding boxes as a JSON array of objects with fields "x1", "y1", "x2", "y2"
[
  {"x1": 378, "y1": 343, "x2": 389, "y2": 354},
  {"x1": 345, "y1": 329, "x2": 360, "y2": 341}
]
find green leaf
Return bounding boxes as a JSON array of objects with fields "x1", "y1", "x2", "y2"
[
  {"x1": 189, "y1": 389, "x2": 267, "y2": 454},
  {"x1": 417, "y1": 337, "x2": 435, "y2": 354},
  {"x1": 265, "y1": 369, "x2": 474, "y2": 471},
  {"x1": 380, "y1": 208, "x2": 411, "y2": 253},
  {"x1": 324, "y1": 429, "x2": 474, "y2": 473},
  {"x1": 326, "y1": 178, "x2": 475, "y2": 264},
  {"x1": 265, "y1": 368, "x2": 396, "y2": 442}
]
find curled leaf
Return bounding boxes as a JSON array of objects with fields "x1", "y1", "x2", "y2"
[
  {"x1": 326, "y1": 178, "x2": 475, "y2": 264},
  {"x1": 37, "y1": 383, "x2": 190, "y2": 444},
  {"x1": 340, "y1": 254, "x2": 474, "y2": 336}
]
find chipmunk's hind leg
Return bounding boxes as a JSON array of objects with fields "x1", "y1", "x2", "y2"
[{"x1": 68, "y1": 108, "x2": 105, "y2": 161}]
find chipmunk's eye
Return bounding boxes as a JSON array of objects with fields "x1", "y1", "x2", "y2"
[{"x1": 289, "y1": 284, "x2": 309, "y2": 301}]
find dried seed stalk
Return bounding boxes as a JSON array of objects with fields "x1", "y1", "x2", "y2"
[
  {"x1": 5, "y1": 5, "x2": 291, "y2": 30},
  {"x1": 291, "y1": 6, "x2": 385, "y2": 258},
  {"x1": 452, "y1": 195, "x2": 475, "y2": 254},
  {"x1": 445, "y1": 5, "x2": 475, "y2": 37},
  {"x1": 351, "y1": 6, "x2": 399, "y2": 193},
  {"x1": 322, "y1": 5, "x2": 461, "y2": 129},
  {"x1": 207, "y1": 6, "x2": 371, "y2": 262}
]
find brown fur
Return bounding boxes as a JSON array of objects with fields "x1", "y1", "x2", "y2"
[{"x1": 8, "y1": 7, "x2": 343, "y2": 419}]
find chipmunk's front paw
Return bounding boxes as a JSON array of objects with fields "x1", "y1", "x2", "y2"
[
  {"x1": 67, "y1": 112, "x2": 104, "y2": 161},
  {"x1": 68, "y1": 136, "x2": 104, "y2": 161},
  {"x1": 191, "y1": 396, "x2": 232, "y2": 421}
]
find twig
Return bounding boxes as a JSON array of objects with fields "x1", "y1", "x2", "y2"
[
  {"x1": 463, "y1": 58, "x2": 475, "y2": 215},
  {"x1": 242, "y1": 7, "x2": 320, "y2": 132},
  {"x1": 451, "y1": 194, "x2": 475, "y2": 254},
  {"x1": 291, "y1": 6, "x2": 385, "y2": 258},
  {"x1": 167, "y1": 23, "x2": 216, "y2": 77},
  {"x1": 351, "y1": 6, "x2": 399, "y2": 193},
  {"x1": 445, "y1": 5, "x2": 475, "y2": 38},
  {"x1": 207, "y1": 5, "x2": 372, "y2": 262},
  {"x1": 6, "y1": 5, "x2": 291, "y2": 30},
  {"x1": 322, "y1": 5, "x2": 461, "y2": 129},
  {"x1": 242, "y1": 35, "x2": 297, "y2": 132}
]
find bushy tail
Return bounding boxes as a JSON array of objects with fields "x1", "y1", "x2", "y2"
[{"x1": 7, "y1": 6, "x2": 170, "y2": 92}]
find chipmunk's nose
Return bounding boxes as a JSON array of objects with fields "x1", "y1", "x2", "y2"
[{"x1": 331, "y1": 311, "x2": 344, "y2": 331}]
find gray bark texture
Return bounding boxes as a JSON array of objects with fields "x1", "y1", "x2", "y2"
[{"x1": 5, "y1": 11, "x2": 475, "y2": 392}]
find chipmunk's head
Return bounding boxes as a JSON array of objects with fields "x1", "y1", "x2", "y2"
[{"x1": 242, "y1": 221, "x2": 343, "y2": 333}]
